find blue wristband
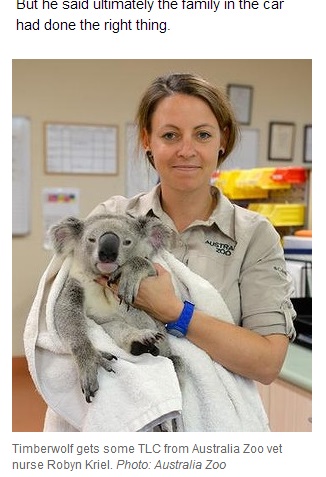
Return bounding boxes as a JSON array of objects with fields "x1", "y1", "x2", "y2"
[{"x1": 166, "y1": 301, "x2": 195, "y2": 337}]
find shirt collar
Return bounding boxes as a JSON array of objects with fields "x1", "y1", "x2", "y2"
[
  {"x1": 126, "y1": 184, "x2": 162, "y2": 217},
  {"x1": 127, "y1": 184, "x2": 236, "y2": 242}
]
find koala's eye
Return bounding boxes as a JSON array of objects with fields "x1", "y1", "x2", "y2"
[
  {"x1": 88, "y1": 237, "x2": 96, "y2": 243},
  {"x1": 123, "y1": 239, "x2": 132, "y2": 246}
]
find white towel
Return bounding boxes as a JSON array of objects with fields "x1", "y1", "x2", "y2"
[{"x1": 24, "y1": 250, "x2": 269, "y2": 432}]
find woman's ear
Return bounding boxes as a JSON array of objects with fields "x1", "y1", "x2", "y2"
[
  {"x1": 141, "y1": 129, "x2": 155, "y2": 168},
  {"x1": 141, "y1": 128, "x2": 151, "y2": 150},
  {"x1": 221, "y1": 126, "x2": 229, "y2": 152}
]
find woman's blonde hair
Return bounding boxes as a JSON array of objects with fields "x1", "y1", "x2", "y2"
[{"x1": 135, "y1": 72, "x2": 240, "y2": 166}]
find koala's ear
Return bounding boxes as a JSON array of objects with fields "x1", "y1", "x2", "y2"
[
  {"x1": 49, "y1": 217, "x2": 84, "y2": 255},
  {"x1": 136, "y1": 216, "x2": 171, "y2": 251}
]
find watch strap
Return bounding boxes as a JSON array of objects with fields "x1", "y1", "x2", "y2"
[{"x1": 166, "y1": 301, "x2": 195, "y2": 337}]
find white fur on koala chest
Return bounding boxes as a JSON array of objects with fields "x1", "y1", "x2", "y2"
[
  {"x1": 84, "y1": 282, "x2": 118, "y2": 324},
  {"x1": 70, "y1": 260, "x2": 117, "y2": 324}
]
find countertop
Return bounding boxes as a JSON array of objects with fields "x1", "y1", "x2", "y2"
[{"x1": 279, "y1": 343, "x2": 312, "y2": 392}]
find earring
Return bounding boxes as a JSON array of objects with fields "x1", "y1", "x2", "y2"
[
  {"x1": 216, "y1": 149, "x2": 225, "y2": 169},
  {"x1": 146, "y1": 150, "x2": 155, "y2": 167}
]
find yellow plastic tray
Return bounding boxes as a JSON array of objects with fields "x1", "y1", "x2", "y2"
[
  {"x1": 215, "y1": 170, "x2": 268, "y2": 199},
  {"x1": 248, "y1": 203, "x2": 305, "y2": 226},
  {"x1": 234, "y1": 168, "x2": 290, "y2": 190}
]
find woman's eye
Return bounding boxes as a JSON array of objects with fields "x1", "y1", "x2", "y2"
[
  {"x1": 162, "y1": 132, "x2": 177, "y2": 141},
  {"x1": 198, "y1": 131, "x2": 212, "y2": 140}
]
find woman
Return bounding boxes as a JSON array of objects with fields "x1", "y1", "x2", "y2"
[
  {"x1": 92, "y1": 72, "x2": 296, "y2": 385},
  {"x1": 26, "y1": 72, "x2": 297, "y2": 432}
]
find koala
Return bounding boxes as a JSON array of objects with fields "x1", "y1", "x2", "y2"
[{"x1": 49, "y1": 214, "x2": 177, "y2": 403}]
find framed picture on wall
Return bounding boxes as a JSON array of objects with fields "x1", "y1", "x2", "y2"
[
  {"x1": 303, "y1": 124, "x2": 312, "y2": 163},
  {"x1": 227, "y1": 84, "x2": 253, "y2": 125},
  {"x1": 268, "y1": 122, "x2": 295, "y2": 161}
]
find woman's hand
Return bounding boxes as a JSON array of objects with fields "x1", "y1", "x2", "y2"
[
  {"x1": 131, "y1": 263, "x2": 184, "y2": 322},
  {"x1": 95, "y1": 264, "x2": 183, "y2": 323}
]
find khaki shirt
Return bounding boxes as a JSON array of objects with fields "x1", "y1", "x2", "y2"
[{"x1": 90, "y1": 185, "x2": 296, "y2": 339}]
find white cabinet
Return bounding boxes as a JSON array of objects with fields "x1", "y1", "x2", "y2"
[{"x1": 257, "y1": 379, "x2": 312, "y2": 432}]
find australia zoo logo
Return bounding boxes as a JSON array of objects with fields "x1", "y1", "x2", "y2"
[{"x1": 205, "y1": 240, "x2": 236, "y2": 256}]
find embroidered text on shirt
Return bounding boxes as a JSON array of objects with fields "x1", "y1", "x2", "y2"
[
  {"x1": 273, "y1": 266, "x2": 288, "y2": 277},
  {"x1": 205, "y1": 240, "x2": 235, "y2": 256}
]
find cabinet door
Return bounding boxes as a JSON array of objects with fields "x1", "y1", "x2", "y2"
[{"x1": 269, "y1": 379, "x2": 312, "y2": 432}]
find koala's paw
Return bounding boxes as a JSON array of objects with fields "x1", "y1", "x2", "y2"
[
  {"x1": 117, "y1": 278, "x2": 140, "y2": 306},
  {"x1": 80, "y1": 366, "x2": 99, "y2": 403},
  {"x1": 130, "y1": 330, "x2": 165, "y2": 357},
  {"x1": 107, "y1": 268, "x2": 121, "y2": 285},
  {"x1": 99, "y1": 351, "x2": 118, "y2": 372},
  {"x1": 79, "y1": 351, "x2": 117, "y2": 403},
  {"x1": 107, "y1": 269, "x2": 138, "y2": 305},
  {"x1": 110, "y1": 260, "x2": 156, "y2": 306}
]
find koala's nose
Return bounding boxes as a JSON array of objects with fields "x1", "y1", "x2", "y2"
[{"x1": 98, "y1": 232, "x2": 120, "y2": 262}]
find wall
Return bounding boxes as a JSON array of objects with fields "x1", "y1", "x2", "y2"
[{"x1": 12, "y1": 59, "x2": 312, "y2": 356}]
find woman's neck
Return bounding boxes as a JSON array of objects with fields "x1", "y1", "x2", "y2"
[{"x1": 160, "y1": 186, "x2": 216, "y2": 232}]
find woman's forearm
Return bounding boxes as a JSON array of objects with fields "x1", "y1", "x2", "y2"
[{"x1": 186, "y1": 310, "x2": 289, "y2": 384}]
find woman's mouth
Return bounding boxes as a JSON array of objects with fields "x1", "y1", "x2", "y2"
[{"x1": 172, "y1": 165, "x2": 200, "y2": 171}]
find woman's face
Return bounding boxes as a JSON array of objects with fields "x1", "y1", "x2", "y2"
[{"x1": 143, "y1": 93, "x2": 225, "y2": 193}]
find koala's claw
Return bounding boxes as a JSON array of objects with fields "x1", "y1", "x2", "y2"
[
  {"x1": 130, "y1": 330, "x2": 165, "y2": 356},
  {"x1": 130, "y1": 341, "x2": 159, "y2": 356},
  {"x1": 118, "y1": 295, "x2": 131, "y2": 310},
  {"x1": 142, "y1": 332, "x2": 164, "y2": 345},
  {"x1": 80, "y1": 350, "x2": 117, "y2": 402},
  {"x1": 154, "y1": 332, "x2": 165, "y2": 342},
  {"x1": 118, "y1": 286, "x2": 137, "y2": 307},
  {"x1": 81, "y1": 374, "x2": 99, "y2": 403},
  {"x1": 107, "y1": 268, "x2": 121, "y2": 285},
  {"x1": 83, "y1": 387, "x2": 97, "y2": 404},
  {"x1": 99, "y1": 351, "x2": 117, "y2": 373},
  {"x1": 101, "y1": 351, "x2": 117, "y2": 361}
]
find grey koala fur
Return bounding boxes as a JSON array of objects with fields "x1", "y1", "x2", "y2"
[{"x1": 50, "y1": 214, "x2": 180, "y2": 403}]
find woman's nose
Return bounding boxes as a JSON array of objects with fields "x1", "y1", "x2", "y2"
[{"x1": 177, "y1": 137, "x2": 196, "y2": 158}]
